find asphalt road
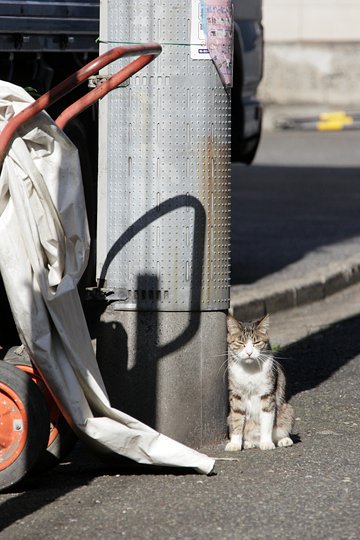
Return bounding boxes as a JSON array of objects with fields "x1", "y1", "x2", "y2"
[
  {"x1": 1, "y1": 130, "x2": 360, "y2": 539},
  {"x1": 231, "y1": 130, "x2": 360, "y2": 285}
]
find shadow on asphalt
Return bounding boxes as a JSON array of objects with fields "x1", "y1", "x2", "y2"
[
  {"x1": 231, "y1": 164, "x2": 360, "y2": 285},
  {"x1": 278, "y1": 313, "x2": 360, "y2": 399},
  {"x1": 0, "y1": 443, "x2": 198, "y2": 532},
  {"x1": 0, "y1": 460, "x2": 94, "y2": 533}
]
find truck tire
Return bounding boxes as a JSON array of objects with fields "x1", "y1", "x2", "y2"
[{"x1": 0, "y1": 362, "x2": 50, "y2": 491}]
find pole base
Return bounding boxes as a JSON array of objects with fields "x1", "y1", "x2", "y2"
[{"x1": 95, "y1": 308, "x2": 228, "y2": 447}]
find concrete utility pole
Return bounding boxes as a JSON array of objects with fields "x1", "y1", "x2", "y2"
[{"x1": 96, "y1": 0, "x2": 231, "y2": 446}]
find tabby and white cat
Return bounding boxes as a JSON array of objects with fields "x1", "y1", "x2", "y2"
[{"x1": 226, "y1": 313, "x2": 294, "y2": 451}]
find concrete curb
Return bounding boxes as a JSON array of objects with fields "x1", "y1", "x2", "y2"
[{"x1": 230, "y1": 253, "x2": 360, "y2": 320}]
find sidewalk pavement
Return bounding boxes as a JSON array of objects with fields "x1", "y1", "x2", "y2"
[{"x1": 231, "y1": 250, "x2": 360, "y2": 321}]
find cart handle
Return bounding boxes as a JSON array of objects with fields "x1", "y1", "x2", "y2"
[{"x1": 0, "y1": 44, "x2": 162, "y2": 166}]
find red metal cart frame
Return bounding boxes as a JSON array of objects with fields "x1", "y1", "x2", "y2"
[
  {"x1": 0, "y1": 43, "x2": 162, "y2": 165},
  {"x1": 0, "y1": 42, "x2": 161, "y2": 491}
]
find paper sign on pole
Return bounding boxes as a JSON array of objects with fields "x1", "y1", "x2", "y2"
[{"x1": 191, "y1": 0, "x2": 233, "y2": 87}]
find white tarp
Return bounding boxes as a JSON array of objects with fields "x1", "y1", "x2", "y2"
[{"x1": 0, "y1": 81, "x2": 215, "y2": 475}]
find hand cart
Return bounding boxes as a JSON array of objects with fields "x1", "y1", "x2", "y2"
[{"x1": 0, "y1": 42, "x2": 162, "y2": 491}]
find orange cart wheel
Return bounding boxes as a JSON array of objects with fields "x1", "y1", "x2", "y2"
[
  {"x1": 0, "y1": 362, "x2": 50, "y2": 491},
  {"x1": 4, "y1": 349, "x2": 77, "y2": 471}
]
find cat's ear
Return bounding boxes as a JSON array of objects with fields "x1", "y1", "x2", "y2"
[
  {"x1": 227, "y1": 314, "x2": 242, "y2": 342},
  {"x1": 256, "y1": 314, "x2": 270, "y2": 334}
]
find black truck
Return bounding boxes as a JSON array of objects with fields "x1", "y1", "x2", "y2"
[
  {"x1": 0, "y1": 0, "x2": 100, "y2": 154},
  {"x1": 0, "y1": 0, "x2": 100, "y2": 176},
  {"x1": 0, "y1": 1, "x2": 99, "y2": 85},
  {"x1": 0, "y1": 1, "x2": 100, "y2": 343}
]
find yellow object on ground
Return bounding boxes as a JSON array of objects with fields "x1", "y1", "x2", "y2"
[{"x1": 317, "y1": 111, "x2": 354, "y2": 130}]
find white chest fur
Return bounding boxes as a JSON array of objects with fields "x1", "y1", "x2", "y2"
[{"x1": 229, "y1": 360, "x2": 273, "y2": 420}]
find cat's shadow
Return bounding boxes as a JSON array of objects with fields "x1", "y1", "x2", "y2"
[{"x1": 276, "y1": 313, "x2": 360, "y2": 399}]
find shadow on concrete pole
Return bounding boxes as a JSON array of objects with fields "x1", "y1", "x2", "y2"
[{"x1": 95, "y1": 0, "x2": 231, "y2": 447}]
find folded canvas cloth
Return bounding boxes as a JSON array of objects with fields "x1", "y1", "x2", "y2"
[{"x1": 0, "y1": 81, "x2": 215, "y2": 474}]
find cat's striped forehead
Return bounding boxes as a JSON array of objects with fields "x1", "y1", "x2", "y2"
[
  {"x1": 236, "y1": 322, "x2": 265, "y2": 340},
  {"x1": 227, "y1": 314, "x2": 270, "y2": 343}
]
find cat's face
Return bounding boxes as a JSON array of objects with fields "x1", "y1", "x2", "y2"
[{"x1": 227, "y1": 314, "x2": 270, "y2": 363}]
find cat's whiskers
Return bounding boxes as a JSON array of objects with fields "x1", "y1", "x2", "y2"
[
  {"x1": 209, "y1": 352, "x2": 229, "y2": 359},
  {"x1": 216, "y1": 356, "x2": 230, "y2": 372},
  {"x1": 272, "y1": 353, "x2": 294, "y2": 362},
  {"x1": 254, "y1": 357, "x2": 263, "y2": 370},
  {"x1": 215, "y1": 356, "x2": 232, "y2": 383},
  {"x1": 257, "y1": 352, "x2": 272, "y2": 364},
  {"x1": 221, "y1": 366, "x2": 229, "y2": 383},
  {"x1": 229, "y1": 354, "x2": 243, "y2": 367}
]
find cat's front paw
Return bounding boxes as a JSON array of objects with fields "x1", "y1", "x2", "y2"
[
  {"x1": 278, "y1": 437, "x2": 293, "y2": 448},
  {"x1": 243, "y1": 440, "x2": 257, "y2": 449},
  {"x1": 259, "y1": 440, "x2": 275, "y2": 450},
  {"x1": 225, "y1": 441, "x2": 242, "y2": 452}
]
